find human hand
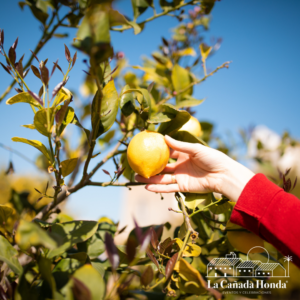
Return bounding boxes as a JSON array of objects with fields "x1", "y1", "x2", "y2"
[{"x1": 135, "y1": 135, "x2": 255, "y2": 202}]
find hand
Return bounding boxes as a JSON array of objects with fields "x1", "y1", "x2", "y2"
[{"x1": 135, "y1": 135, "x2": 255, "y2": 202}]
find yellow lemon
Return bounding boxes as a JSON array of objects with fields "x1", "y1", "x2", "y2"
[
  {"x1": 226, "y1": 221, "x2": 264, "y2": 254},
  {"x1": 179, "y1": 116, "x2": 202, "y2": 137},
  {"x1": 127, "y1": 130, "x2": 170, "y2": 178}
]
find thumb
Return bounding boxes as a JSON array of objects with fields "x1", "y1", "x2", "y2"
[{"x1": 165, "y1": 135, "x2": 200, "y2": 155}]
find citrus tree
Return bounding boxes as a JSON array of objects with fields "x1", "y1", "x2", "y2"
[{"x1": 0, "y1": 1, "x2": 287, "y2": 299}]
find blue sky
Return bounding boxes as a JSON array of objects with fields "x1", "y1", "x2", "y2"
[{"x1": 0, "y1": 0, "x2": 299, "y2": 221}]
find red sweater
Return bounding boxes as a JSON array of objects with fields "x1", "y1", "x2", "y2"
[{"x1": 230, "y1": 173, "x2": 300, "y2": 268}]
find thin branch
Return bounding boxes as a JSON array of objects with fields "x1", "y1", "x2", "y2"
[
  {"x1": 87, "y1": 181, "x2": 145, "y2": 187},
  {"x1": 0, "y1": 7, "x2": 79, "y2": 103},
  {"x1": 33, "y1": 135, "x2": 128, "y2": 220},
  {"x1": 175, "y1": 192, "x2": 198, "y2": 240},
  {"x1": 111, "y1": 0, "x2": 201, "y2": 32},
  {"x1": 158, "y1": 61, "x2": 231, "y2": 106}
]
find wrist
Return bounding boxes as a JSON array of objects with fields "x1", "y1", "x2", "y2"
[{"x1": 221, "y1": 159, "x2": 255, "y2": 202}]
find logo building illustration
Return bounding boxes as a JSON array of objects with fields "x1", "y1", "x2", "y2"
[{"x1": 207, "y1": 247, "x2": 290, "y2": 278}]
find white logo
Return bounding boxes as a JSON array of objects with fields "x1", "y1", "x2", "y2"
[{"x1": 207, "y1": 247, "x2": 292, "y2": 278}]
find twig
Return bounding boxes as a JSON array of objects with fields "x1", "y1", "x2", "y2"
[
  {"x1": 33, "y1": 135, "x2": 128, "y2": 220},
  {"x1": 158, "y1": 61, "x2": 231, "y2": 106},
  {"x1": 111, "y1": 0, "x2": 201, "y2": 32},
  {"x1": 0, "y1": 7, "x2": 78, "y2": 103},
  {"x1": 175, "y1": 192, "x2": 198, "y2": 240},
  {"x1": 145, "y1": 276, "x2": 166, "y2": 291},
  {"x1": 0, "y1": 142, "x2": 37, "y2": 167},
  {"x1": 87, "y1": 181, "x2": 145, "y2": 187},
  {"x1": 189, "y1": 197, "x2": 224, "y2": 217}
]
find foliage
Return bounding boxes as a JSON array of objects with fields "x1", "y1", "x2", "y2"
[{"x1": 0, "y1": 0, "x2": 293, "y2": 299}]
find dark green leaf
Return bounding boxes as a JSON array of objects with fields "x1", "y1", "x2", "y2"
[
  {"x1": 157, "y1": 104, "x2": 190, "y2": 136},
  {"x1": 131, "y1": 0, "x2": 152, "y2": 20},
  {"x1": 47, "y1": 221, "x2": 98, "y2": 258},
  {"x1": 172, "y1": 130, "x2": 207, "y2": 146},
  {"x1": 120, "y1": 85, "x2": 136, "y2": 117}
]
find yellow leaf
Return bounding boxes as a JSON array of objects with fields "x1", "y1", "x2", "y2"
[
  {"x1": 174, "y1": 259, "x2": 206, "y2": 294},
  {"x1": 174, "y1": 238, "x2": 201, "y2": 257},
  {"x1": 0, "y1": 205, "x2": 14, "y2": 225},
  {"x1": 6, "y1": 92, "x2": 42, "y2": 107},
  {"x1": 34, "y1": 108, "x2": 54, "y2": 136},
  {"x1": 21, "y1": 124, "x2": 35, "y2": 130},
  {"x1": 98, "y1": 217, "x2": 114, "y2": 224},
  {"x1": 12, "y1": 137, "x2": 51, "y2": 162},
  {"x1": 199, "y1": 43, "x2": 212, "y2": 61},
  {"x1": 53, "y1": 87, "x2": 72, "y2": 107},
  {"x1": 61, "y1": 157, "x2": 78, "y2": 177},
  {"x1": 175, "y1": 47, "x2": 196, "y2": 57}
]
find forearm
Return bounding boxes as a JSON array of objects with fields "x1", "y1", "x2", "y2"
[{"x1": 221, "y1": 158, "x2": 255, "y2": 202}]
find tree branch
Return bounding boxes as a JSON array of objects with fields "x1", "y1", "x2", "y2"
[
  {"x1": 158, "y1": 61, "x2": 232, "y2": 106},
  {"x1": 111, "y1": 0, "x2": 202, "y2": 33},
  {"x1": 33, "y1": 135, "x2": 128, "y2": 220}
]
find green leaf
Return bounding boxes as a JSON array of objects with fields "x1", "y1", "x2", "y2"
[
  {"x1": 172, "y1": 130, "x2": 207, "y2": 146},
  {"x1": 121, "y1": 152, "x2": 135, "y2": 181},
  {"x1": 53, "y1": 87, "x2": 73, "y2": 107},
  {"x1": 184, "y1": 193, "x2": 210, "y2": 210},
  {"x1": 72, "y1": 265, "x2": 105, "y2": 300},
  {"x1": 209, "y1": 194, "x2": 231, "y2": 215},
  {"x1": 47, "y1": 221, "x2": 98, "y2": 258},
  {"x1": 6, "y1": 92, "x2": 42, "y2": 107},
  {"x1": 200, "y1": 43, "x2": 212, "y2": 61},
  {"x1": 0, "y1": 235, "x2": 22, "y2": 275},
  {"x1": 175, "y1": 96, "x2": 205, "y2": 109},
  {"x1": 91, "y1": 80, "x2": 119, "y2": 138},
  {"x1": 73, "y1": 5, "x2": 113, "y2": 63},
  {"x1": 21, "y1": 1, "x2": 49, "y2": 24},
  {"x1": 61, "y1": 157, "x2": 78, "y2": 177},
  {"x1": 122, "y1": 87, "x2": 150, "y2": 111},
  {"x1": 52, "y1": 258, "x2": 84, "y2": 290},
  {"x1": 12, "y1": 137, "x2": 51, "y2": 161},
  {"x1": 120, "y1": 85, "x2": 136, "y2": 117},
  {"x1": 98, "y1": 129, "x2": 115, "y2": 148},
  {"x1": 57, "y1": 106, "x2": 75, "y2": 135},
  {"x1": 15, "y1": 220, "x2": 57, "y2": 250},
  {"x1": 157, "y1": 104, "x2": 190, "y2": 136},
  {"x1": 38, "y1": 257, "x2": 56, "y2": 296},
  {"x1": 131, "y1": 0, "x2": 152, "y2": 20},
  {"x1": 171, "y1": 64, "x2": 193, "y2": 103},
  {"x1": 148, "y1": 112, "x2": 174, "y2": 124},
  {"x1": 0, "y1": 205, "x2": 14, "y2": 226},
  {"x1": 34, "y1": 108, "x2": 54, "y2": 136},
  {"x1": 109, "y1": 9, "x2": 143, "y2": 35}
]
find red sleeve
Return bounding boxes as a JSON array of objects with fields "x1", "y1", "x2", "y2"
[{"x1": 230, "y1": 173, "x2": 300, "y2": 268}]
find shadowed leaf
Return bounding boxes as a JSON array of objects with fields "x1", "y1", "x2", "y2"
[
  {"x1": 61, "y1": 158, "x2": 78, "y2": 177},
  {"x1": 165, "y1": 252, "x2": 178, "y2": 281},
  {"x1": 31, "y1": 65, "x2": 41, "y2": 79},
  {"x1": 105, "y1": 232, "x2": 119, "y2": 270},
  {"x1": 64, "y1": 44, "x2": 71, "y2": 62},
  {"x1": 126, "y1": 235, "x2": 137, "y2": 263},
  {"x1": 141, "y1": 266, "x2": 154, "y2": 287}
]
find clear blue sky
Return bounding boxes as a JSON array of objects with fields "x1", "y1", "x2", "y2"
[{"x1": 0, "y1": 0, "x2": 299, "y2": 221}]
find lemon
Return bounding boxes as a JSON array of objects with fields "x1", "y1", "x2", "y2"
[
  {"x1": 179, "y1": 116, "x2": 202, "y2": 137},
  {"x1": 127, "y1": 130, "x2": 170, "y2": 178},
  {"x1": 226, "y1": 221, "x2": 264, "y2": 254}
]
